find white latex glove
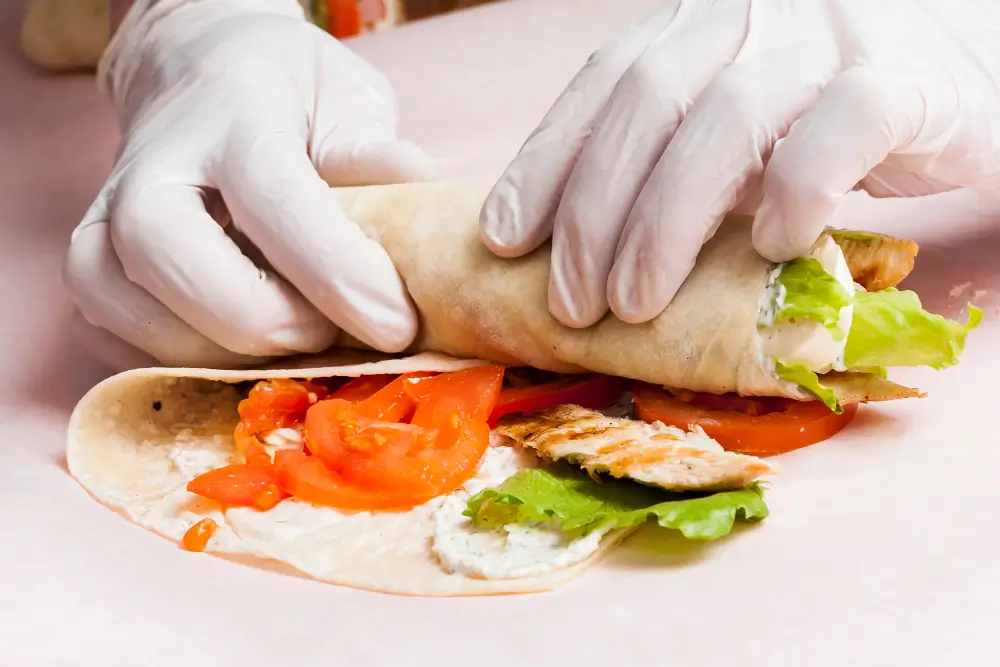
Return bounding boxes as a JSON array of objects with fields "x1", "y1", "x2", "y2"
[
  {"x1": 64, "y1": 0, "x2": 433, "y2": 369},
  {"x1": 480, "y1": 0, "x2": 1000, "y2": 328}
]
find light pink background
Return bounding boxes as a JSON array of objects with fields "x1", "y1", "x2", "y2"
[{"x1": 3, "y1": 1, "x2": 1000, "y2": 665}]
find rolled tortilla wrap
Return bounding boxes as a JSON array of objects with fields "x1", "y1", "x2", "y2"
[{"x1": 331, "y1": 182, "x2": 916, "y2": 403}]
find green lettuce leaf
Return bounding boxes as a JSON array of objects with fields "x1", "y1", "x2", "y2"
[
  {"x1": 844, "y1": 288, "x2": 982, "y2": 370},
  {"x1": 464, "y1": 466, "x2": 769, "y2": 541},
  {"x1": 772, "y1": 258, "x2": 852, "y2": 340},
  {"x1": 774, "y1": 361, "x2": 841, "y2": 413}
]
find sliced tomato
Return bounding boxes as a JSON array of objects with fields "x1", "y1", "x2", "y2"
[
  {"x1": 203, "y1": 367, "x2": 505, "y2": 513},
  {"x1": 354, "y1": 372, "x2": 436, "y2": 422},
  {"x1": 633, "y1": 382, "x2": 859, "y2": 456},
  {"x1": 296, "y1": 367, "x2": 499, "y2": 505},
  {"x1": 232, "y1": 421, "x2": 258, "y2": 454},
  {"x1": 251, "y1": 484, "x2": 285, "y2": 511},
  {"x1": 303, "y1": 398, "x2": 373, "y2": 470},
  {"x1": 329, "y1": 375, "x2": 394, "y2": 403},
  {"x1": 405, "y1": 365, "x2": 504, "y2": 422},
  {"x1": 187, "y1": 464, "x2": 283, "y2": 507},
  {"x1": 273, "y1": 450, "x2": 428, "y2": 511},
  {"x1": 182, "y1": 518, "x2": 217, "y2": 552},
  {"x1": 489, "y1": 374, "x2": 629, "y2": 426},
  {"x1": 243, "y1": 439, "x2": 273, "y2": 469},
  {"x1": 340, "y1": 414, "x2": 490, "y2": 498},
  {"x1": 238, "y1": 379, "x2": 317, "y2": 433}
]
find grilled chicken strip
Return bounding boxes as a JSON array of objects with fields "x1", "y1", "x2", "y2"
[
  {"x1": 829, "y1": 229, "x2": 919, "y2": 291},
  {"x1": 495, "y1": 405, "x2": 778, "y2": 492}
]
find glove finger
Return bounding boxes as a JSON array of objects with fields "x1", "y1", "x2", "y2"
[
  {"x1": 861, "y1": 162, "x2": 957, "y2": 199},
  {"x1": 69, "y1": 308, "x2": 161, "y2": 373},
  {"x1": 606, "y1": 45, "x2": 835, "y2": 324},
  {"x1": 317, "y1": 137, "x2": 435, "y2": 186},
  {"x1": 548, "y1": 11, "x2": 748, "y2": 327},
  {"x1": 219, "y1": 127, "x2": 418, "y2": 353},
  {"x1": 310, "y1": 66, "x2": 435, "y2": 186},
  {"x1": 478, "y1": 5, "x2": 682, "y2": 258},
  {"x1": 753, "y1": 65, "x2": 960, "y2": 262},
  {"x1": 108, "y1": 167, "x2": 338, "y2": 356},
  {"x1": 64, "y1": 219, "x2": 265, "y2": 368}
]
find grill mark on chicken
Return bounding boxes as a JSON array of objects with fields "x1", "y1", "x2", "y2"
[{"x1": 497, "y1": 405, "x2": 778, "y2": 492}]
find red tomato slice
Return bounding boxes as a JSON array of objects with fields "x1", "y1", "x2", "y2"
[
  {"x1": 233, "y1": 422, "x2": 258, "y2": 454},
  {"x1": 238, "y1": 379, "x2": 317, "y2": 433},
  {"x1": 243, "y1": 439, "x2": 273, "y2": 469},
  {"x1": 488, "y1": 374, "x2": 629, "y2": 426},
  {"x1": 329, "y1": 375, "x2": 394, "y2": 403},
  {"x1": 340, "y1": 415, "x2": 490, "y2": 498},
  {"x1": 182, "y1": 518, "x2": 218, "y2": 552},
  {"x1": 273, "y1": 450, "x2": 429, "y2": 511},
  {"x1": 405, "y1": 365, "x2": 504, "y2": 422},
  {"x1": 251, "y1": 484, "x2": 285, "y2": 511},
  {"x1": 186, "y1": 464, "x2": 283, "y2": 507},
  {"x1": 354, "y1": 372, "x2": 436, "y2": 422},
  {"x1": 297, "y1": 367, "x2": 499, "y2": 505},
  {"x1": 303, "y1": 398, "x2": 379, "y2": 471},
  {"x1": 632, "y1": 382, "x2": 859, "y2": 456},
  {"x1": 198, "y1": 367, "x2": 506, "y2": 513}
]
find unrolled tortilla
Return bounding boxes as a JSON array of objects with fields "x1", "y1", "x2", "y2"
[
  {"x1": 67, "y1": 352, "x2": 633, "y2": 596},
  {"x1": 331, "y1": 182, "x2": 915, "y2": 402}
]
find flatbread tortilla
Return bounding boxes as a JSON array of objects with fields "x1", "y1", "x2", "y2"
[{"x1": 67, "y1": 353, "x2": 634, "y2": 596}]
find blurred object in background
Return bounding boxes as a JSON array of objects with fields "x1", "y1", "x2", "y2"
[
  {"x1": 397, "y1": 1, "x2": 501, "y2": 23},
  {"x1": 19, "y1": 0, "x2": 504, "y2": 71},
  {"x1": 20, "y1": 0, "x2": 109, "y2": 71},
  {"x1": 308, "y1": 0, "x2": 401, "y2": 37},
  {"x1": 308, "y1": 1, "x2": 504, "y2": 37}
]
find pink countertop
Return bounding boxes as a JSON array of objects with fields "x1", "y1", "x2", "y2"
[{"x1": 3, "y1": 1, "x2": 1000, "y2": 665}]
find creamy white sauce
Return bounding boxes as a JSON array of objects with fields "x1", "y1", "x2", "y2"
[
  {"x1": 261, "y1": 427, "x2": 302, "y2": 447},
  {"x1": 758, "y1": 235, "x2": 856, "y2": 374},
  {"x1": 432, "y1": 495, "x2": 612, "y2": 580},
  {"x1": 461, "y1": 437, "x2": 536, "y2": 494},
  {"x1": 431, "y1": 443, "x2": 612, "y2": 580},
  {"x1": 166, "y1": 445, "x2": 229, "y2": 477},
  {"x1": 260, "y1": 426, "x2": 304, "y2": 459}
]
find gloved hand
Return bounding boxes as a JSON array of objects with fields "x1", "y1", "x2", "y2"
[
  {"x1": 480, "y1": 0, "x2": 1000, "y2": 328},
  {"x1": 64, "y1": 0, "x2": 433, "y2": 370}
]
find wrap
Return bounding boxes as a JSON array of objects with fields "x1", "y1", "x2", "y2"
[
  {"x1": 333, "y1": 183, "x2": 912, "y2": 402},
  {"x1": 67, "y1": 353, "x2": 633, "y2": 596},
  {"x1": 67, "y1": 183, "x2": 928, "y2": 595}
]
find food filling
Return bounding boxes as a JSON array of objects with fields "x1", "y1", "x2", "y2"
[
  {"x1": 180, "y1": 368, "x2": 776, "y2": 579},
  {"x1": 758, "y1": 234, "x2": 981, "y2": 412}
]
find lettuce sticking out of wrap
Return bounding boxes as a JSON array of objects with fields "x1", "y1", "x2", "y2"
[
  {"x1": 759, "y1": 234, "x2": 980, "y2": 412},
  {"x1": 771, "y1": 257, "x2": 853, "y2": 340},
  {"x1": 774, "y1": 362, "x2": 841, "y2": 412},
  {"x1": 844, "y1": 289, "x2": 982, "y2": 370},
  {"x1": 466, "y1": 465, "x2": 768, "y2": 540}
]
